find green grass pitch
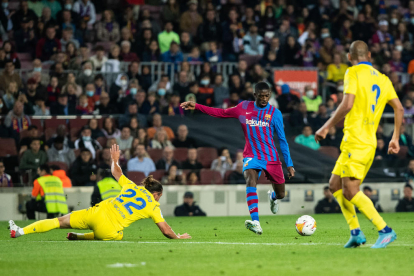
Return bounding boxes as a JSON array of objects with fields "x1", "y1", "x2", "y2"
[{"x1": 1, "y1": 213, "x2": 414, "y2": 276}]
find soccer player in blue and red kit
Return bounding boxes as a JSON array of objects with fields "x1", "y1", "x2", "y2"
[{"x1": 181, "y1": 82, "x2": 295, "y2": 235}]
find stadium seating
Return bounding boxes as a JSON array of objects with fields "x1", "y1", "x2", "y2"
[
  {"x1": 223, "y1": 170, "x2": 234, "y2": 184},
  {"x1": 150, "y1": 170, "x2": 166, "y2": 181},
  {"x1": 127, "y1": 171, "x2": 146, "y2": 184},
  {"x1": 147, "y1": 148, "x2": 163, "y2": 163},
  {"x1": 199, "y1": 169, "x2": 223, "y2": 184},
  {"x1": 0, "y1": 138, "x2": 18, "y2": 157},
  {"x1": 197, "y1": 147, "x2": 218, "y2": 168},
  {"x1": 397, "y1": 146, "x2": 409, "y2": 159},
  {"x1": 173, "y1": 148, "x2": 188, "y2": 162}
]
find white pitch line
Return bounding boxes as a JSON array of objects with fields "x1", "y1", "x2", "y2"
[{"x1": 3, "y1": 240, "x2": 414, "y2": 247}]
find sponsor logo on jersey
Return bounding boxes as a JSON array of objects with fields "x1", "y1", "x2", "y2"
[{"x1": 245, "y1": 119, "x2": 269, "y2": 127}]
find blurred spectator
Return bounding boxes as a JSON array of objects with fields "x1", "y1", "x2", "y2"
[
  {"x1": 129, "y1": 117, "x2": 139, "y2": 139},
  {"x1": 36, "y1": 26, "x2": 61, "y2": 61},
  {"x1": 172, "y1": 125, "x2": 197, "y2": 148},
  {"x1": 127, "y1": 144, "x2": 156, "y2": 177},
  {"x1": 173, "y1": 71, "x2": 190, "y2": 101},
  {"x1": 319, "y1": 37, "x2": 334, "y2": 65},
  {"x1": 311, "y1": 104, "x2": 329, "y2": 131},
  {"x1": 197, "y1": 9, "x2": 220, "y2": 45},
  {"x1": 95, "y1": 10, "x2": 120, "y2": 42},
  {"x1": 372, "y1": 20, "x2": 393, "y2": 45},
  {"x1": 118, "y1": 101, "x2": 145, "y2": 129},
  {"x1": 290, "y1": 102, "x2": 311, "y2": 132},
  {"x1": 90, "y1": 169, "x2": 121, "y2": 205},
  {"x1": 4, "y1": 101, "x2": 31, "y2": 134},
  {"x1": 232, "y1": 151, "x2": 243, "y2": 170},
  {"x1": 60, "y1": 27, "x2": 79, "y2": 51},
  {"x1": 0, "y1": 60, "x2": 22, "y2": 91},
  {"x1": 50, "y1": 93, "x2": 75, "y2": 115},
  {"x1": 0, "y1": 159, "x2": 12, "y2": 187},
  {"x1": 243, "y1": 24, "x2": 264, "y2": 56},
  {"x1": 46, "y1": 76, "x2": 60, "y2": 104},
  {"x1": 213, "y1": 74, "x2": 229, "y2": 107},
  {"x1": 94, "y1": 92, "x2": 117, "y2": 115},
  {"x1": 19, "y1": 125, "x2": 46, "y2": 154},
  {"x1": 76, "y1": 61, "x2": 94, "y2": 88},
  {"x1": 46, "y1": 124, "x2": 74, "y2": 149},
  {"x1": 182, "y1": 148, "x2": 202, "y2": 170},
  {"x1": 326, "y1": 98, "x2": 336, "y2": 115},
  {"x1": 42, "y1": 0, "x2": 62, "y2": 19},
  {"x1": 314, "y1": 186, "x2": 341, "y2": 214},
  {"x1": 74, "y1": 125, "x2": 102, "y2": 159},
  {"x1": 222, "y1": 91, "x2": 241, "y2": 109},
  {"x1": 161, "y1": 0, "x2": 180, "y2": 28},
  {"x1": 174, "y1": 191, "x2": 206, "y2": 216},
  {"x1": 161, "y1": 41, "x2": 183, "y2": 63},
  {"x1": 101, "y1": 44, "x2": 121, "y2": 73},
  {"x1": 147, "y1": 113, "x2": 175, "y2": 140},
  {"x1": 211, "y1": 147, "x2": 232, "y2": 177},
  {"x1": 137, "y1": 128, "x2": 148, "y2": 148},
  {"x1": 50, "y1": 164, "x2": 72, "y2": 188},
  {"x1": 181, "y1": 31, "x2": 195, "y2": 55},
  {"x1": 327, "y1": 53, "x2": 348, "y2": 82},
  {"x1": 85, "y1": 83, "x2": 100, "y2": 110},
  {"x1": 0, "y1": 97, "x2": 8, "y2": 115},
  {"x1": 116, "y1": 126, "x2": 133, "y2": 151},
  {"x1": 14, "y1": 17, "x2": 37, "y2": 54},
  {"x1": 164, "y1": 93, "x2": 183, "y2": 116},
  {"x1": 180, "y1": 0, "x2": 203, "y2": 37},
  {"x1": 109, "y1": 73, "x2": 128, "y2": 104},
  {"x1": 156, "y1": 146, "x2": 180, "y2": 171},
  {"x1": 72, "y1": 0, "x2": 96, "y2": 26},
  {"x1": 403, "y1": 98, "x2": 414, "y2": 125},
  {"x1": 294, "y1": 125, "x2": 320, "y2": 150},
  {"x1": 186, "y1": 171, "x2": 199, "y2": 185},
  {"x1": 399, "y1": 124, "x2": 414, "y2": 158},
  {"x1": 374, "y1": 138, "x2": 388, "y2": 160},
  {"x1": 277, "y1": 84, "x2": 300, "y2": 114},
  {"x1": 120, "y1": 40, "x2": 139, "y2": 62},
  {"x1": 28, "y1": 0, "x2": 45, "y2": 17},
  {"x1": 19, "y1": 138, "x2": 48, "y2": 173},
  {"x1": 228, "y1": 161, "x2": 244, "y2": 184},
  {"x1": 3, "y1": 81, "x2": 18, "y2": 110},
  {"x1": 47, "y1": 136, "x2": 76, "y2": 167},
  {"x1": 158, "y1": 21, "x2": 180, "y2": 54},
  {"x1": 69, "y1": 148, "x2": 97, "y2": 186},
  {"x1": 395, "y1": 183, "x2": 414, "y2": 212},
  {"x1": 135, "y1": 90, "x2": 151, "y2": 115},
  {"x1": 388, "y1": 50, "x2": 406, "y2": 73},
  {"x1": 88, "y1": 118, "x2": 104, "y2": 139},
  {"x1": 101, "y1": 117, "x2": 121, "y2": 139},
  {"x1": 205, "y1": 41, "x2": 222, "y2": 63},
  {"x1": 187, "y1": 46, "x2": 202, "y2": 63},
  {"x1": 161, "y1": 165, "x2": 184, "y2": 185},
  {"x1": 90, "y1": 46, "x2": 108, "y2": 71},
  {"x1": 76, "y1": 94, "x2": 92, "y2": 115},
  {"x1": 320, "y1": 127, "x2": 342, "y2": 149},
  {"x1": 197, "y1": 74, "x2": 214, "y2": 106},
  {"x1": 407, "y1": 160, "x2": 414, "y2": 185},
  {"x1": 150, "y1": 128, "x2": 174, "y2": 149},
  {"x1": 302, "y1": 86, "x2": 322, "y2": 113},
  {"x1": 142, "y1": 39, "x2": 161, "y2": 62},
  {"x1": 360, "y1": 186, "x2": 383, "y2": 213},
  {"x1": 139, "y1": 9, "x2": 162, "y2": 36}
]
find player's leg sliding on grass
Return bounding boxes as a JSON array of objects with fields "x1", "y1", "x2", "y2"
[
  {"x1": 315, "y1": 40, "x2": 404, "y2": 248},
  {"x1": 10, "y1": 144, "x2": 191, "y2": 241},
  {"x1": 181, "y1": 82, "x2": 295, "y2": 235}
]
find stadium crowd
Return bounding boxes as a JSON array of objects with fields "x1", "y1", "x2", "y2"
[{"x1": 0, "y1": 0, "x2": 414, "y2": 189}]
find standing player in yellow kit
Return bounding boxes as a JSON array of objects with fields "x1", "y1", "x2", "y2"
[
  {"x1": 315, "y1": 41, "x2": 404, "y2": 248},
  {"x1": 9, "y1": 144, "x2": 191, "y2": 241}
]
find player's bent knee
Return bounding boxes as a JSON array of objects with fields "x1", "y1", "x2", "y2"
[
  {"x1": 276, "y1": 191, "x2": 285, "y2": 199},
  {"x1": 342, "y1": 188, "x2": 357, "y2": 201}
]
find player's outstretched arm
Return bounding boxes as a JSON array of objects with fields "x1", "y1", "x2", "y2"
[
  {"x1": 387, "y1": 98, "x2": 404, "y2": 154},
  {"x1": 180, "y1": 101, "x2": 240, "y2": 118},
  {"x1": 315, "y1": 93, "x2": 356, "y2": 141},
  {"x1": 110, "y1": 144, "x2": 123, "y2": 181},
  {"x1": 156, "y1": 221, "x2": 191, "y2": 239}
]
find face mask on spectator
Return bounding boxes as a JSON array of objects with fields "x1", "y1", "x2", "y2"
[
  {"x1": 201, "y1": 79, "x2": 210, "y2": 86},
  {"x1": 84, "y1": 69, "x2": 92, "y2": 76},
  {"x1": 82, "y1": 136, "x2": 91, "y2": 141},
  {"x1": 65, "y1": 4, "x2": 72, "y2": 10},
  {"x1": 33, "y1": 67, "x2": 42, "y2": 72},
  {"x1": 306, "y1": 90, "x2": 314, "y2": 98},
  {"x1": 390, "y1": 18, "x2": 398, "y2": 25},
  {"x1": 158, "y1": 88, "x2": 166, "y2": 96},
  {"x1": 396, "y1": 45, "x2": 403, "y2": 52},
  {"x1": 129, "y1": 88, "x2": 137, "y2": 95},
  {"x1": 86, "y1": 91, "x2": 94, "y2": 97},
  {"x1": 321, "y1": 33, "x2": 329, "y2": 39},
  {"x1": 120, "y1": 79, "x2": 128, "y2": 86},
  {"x1": 2, "y1": 2, "x2": 8, "y2": 8}
]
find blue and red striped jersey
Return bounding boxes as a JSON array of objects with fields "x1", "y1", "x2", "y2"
[{"x1": 195, "y1": 101, "x2": 294, "y2": 167}]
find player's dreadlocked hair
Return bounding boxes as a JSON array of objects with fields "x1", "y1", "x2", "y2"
[{"x1": 142, "y1": 175, "x2": 163, "y2": 193}]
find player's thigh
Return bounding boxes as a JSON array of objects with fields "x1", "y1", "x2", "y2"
[
  {"x1": 263, "y1": 162, "x2": 285, "y2": 186},
  {"x1": 243, "y1": 169, "x2": 259, "y2": 186},
  {"x1": 69, "y1": 208, "x2": 93, "y2": 230},
  {"x1": 58, "y1": 214, "x2": 71, "y2": 229}
]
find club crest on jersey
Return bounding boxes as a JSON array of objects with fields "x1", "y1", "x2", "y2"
[
  {"x1": 245, "y1": 119, "x2": 269, "y2": 127},
  {"x1": 264, "y1": 114, "x2": 272, "y2": 121}
]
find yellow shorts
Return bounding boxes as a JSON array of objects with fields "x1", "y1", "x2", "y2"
[
  {"x1": 332, "y1": 143, "x2": 375, "y2": 184},
  {"x1": 70, "y1": 204, "x2": 123, "y2": 241}
]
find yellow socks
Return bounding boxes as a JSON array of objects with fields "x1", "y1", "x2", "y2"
[
  {"x1": 350, "y1": 191, "x2": 387, "y2": 231},
  {"x1": 23, "y1": 218, "x2": 60, "y2": 235},
  {"x1": 333, "y1": 189, "x2": 360, "y2": 230}
]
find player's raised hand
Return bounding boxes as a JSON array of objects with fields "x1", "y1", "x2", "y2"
[
  {"x1": 315, "y1": 127, "x2": 329, "y2": 142},
  {"x1": 388, "y1": 139, "x2": 400, "y2": 155},
  {"x1": 178, "y1": 233, "x2": 192, "y2": 239},
  {"x1": 180, "y1": 101, "x2": 196, "y2": 110},
  {"x1": 110, "y1": 144, "x2": 120, "y2": 162}
]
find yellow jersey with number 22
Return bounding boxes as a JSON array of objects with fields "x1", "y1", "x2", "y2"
[{"x1": 342, "y1": 61, "x2": 398, "y2": 148}]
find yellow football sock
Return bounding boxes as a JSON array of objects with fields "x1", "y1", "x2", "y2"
[
  {"x1": 333, "y1": 189, "x2": 360, "y2": 230},
  {"x1": 23, "y1": 218, "x2": 60, "y2": 234},
  {"x1": 74, "y1": 232, "x2": 95, "y2": 240},
  {"x1": 350, "y1": 191, "x2": 387, "y2": 231}
]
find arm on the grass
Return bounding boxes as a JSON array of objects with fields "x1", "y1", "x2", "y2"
[{"x1": 156, "y1": 221, "x2": 191, "y2": 239}]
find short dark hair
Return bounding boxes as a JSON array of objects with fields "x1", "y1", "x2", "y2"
[
  {"x1": 54, "y1": 136, "x2": 64, "y2": 144},
  {"x1": 121, "y1": 125, "x2": 131, "y2": 131},
  {"x1": 80, "y1": 148, "x2": 91, "y2": 154},
  {"x1": 323, "y1": 186, "x2": 330, "y2": 191},
  {"x1": 31, "y1": 138, "x2": 41, "y2": 144},
  {"x1": 255, "y1": 82, "x2": 270, "y2": 93},
  {"x1": 28, "y1": 125, "x2": 38, "y2": 131},
  {"x1": 39, "y1": 164, "x2": 51, "y2": 174},
  {"x1": 405, "y1": 183, "x2": 413, "y2": 190},
  {"x1": 49, "y1": 164, "x2": 60, "y2": 171},
  {"x1": 94, "y1": 45, "x2": 105, "y2": 52},
  {"x1": 218, "y1": 147, "x2": 228, "y2": 156},
  {"x1": 363, "y1": 186, "x2": 372, "y2": 192}
]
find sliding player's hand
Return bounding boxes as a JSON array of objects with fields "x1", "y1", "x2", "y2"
[
  {"x1": 110, "y1": 144, "x2": 120, "y2": 162},
  {"x1": 180, "y1": 101, "x2": 196, "y2": 110},
  {"x1": 315, "y1": 127, "x2": 329, "y2": 142},
  {"x1": 287, "y1": 167, "x2": 295, "y2": 179},
  {"x1": 178, "y1": 233, "x2": 192, "y2": 239},
  {"x1": 388, "y1": 139, "x2": 400, "y2": 155}
]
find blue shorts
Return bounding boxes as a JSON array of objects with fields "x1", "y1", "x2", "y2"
[{"x1": 243, "y1": 157, "x2": 285, "y2": 184}]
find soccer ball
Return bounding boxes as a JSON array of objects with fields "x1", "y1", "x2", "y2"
[{"x1": 295, "y1": 215, "x2": 317, "y2": 236}]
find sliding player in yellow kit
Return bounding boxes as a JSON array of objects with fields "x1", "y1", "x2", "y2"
[
  {"x1": 9, "y1": 144, "x2": 191, "y2": 241},
  {"x1": 315, "y1": 41, "x2": 404, "y2": 248}
]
